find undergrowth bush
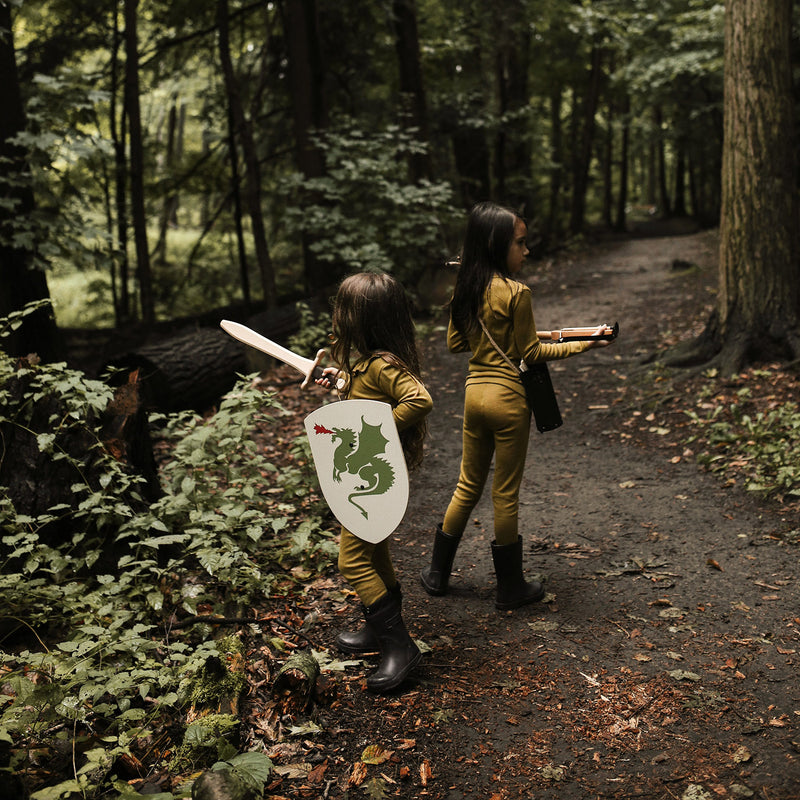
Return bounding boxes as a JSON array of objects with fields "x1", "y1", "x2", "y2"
[
  {"x1": 0, "y1": 305, "x2": 335, "y2": 799},
  {"x1": 685, "y1": 380, "x2": 800, "y2": 501}
]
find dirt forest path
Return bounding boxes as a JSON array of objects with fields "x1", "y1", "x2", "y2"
[{"x1": 312, "y1": 229, "x2": 800, "y2": 800}]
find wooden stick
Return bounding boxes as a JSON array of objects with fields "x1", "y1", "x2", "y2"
[{"x1": 537, "y1": 321, "x2": 619, "y2": 342}]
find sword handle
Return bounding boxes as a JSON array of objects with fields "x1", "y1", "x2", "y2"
[{"x1": 301, "y1": 349, "x2": 327, "y2": 389}]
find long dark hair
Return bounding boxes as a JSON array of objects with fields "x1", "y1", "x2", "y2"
[
  {"x1": 330, "y1": 272, "x2": 427, "y2": 468},
  {"x1": 450, "y1": 201, "x2": 522, "y2": 336}
]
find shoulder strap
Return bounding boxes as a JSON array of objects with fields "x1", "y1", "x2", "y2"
[{"x1": 478, "y1": 318, "x2": 521, "y2": 376}]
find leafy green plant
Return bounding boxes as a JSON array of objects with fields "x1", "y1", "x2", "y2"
[
  {"x1": 287, "y1": 301, "x2": 332, "y2": 358},
  {"x1": 280, "y1": 121, "x2": 457, "y2": 286},
  {"x1": 0, "y1": 310, "x2": 337, "y2": 798},
  {"x1": 686, "y1": 396, "x2": 800, "y2": 499}
]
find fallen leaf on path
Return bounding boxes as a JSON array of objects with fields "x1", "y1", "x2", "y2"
[
  {"x1": 395, "y1": 738, "x2": 416, "y2": 750},
  {"x1": 706, "y1": 558, "x2": 723, "y2": 571},
  {"x1": 362, "y1": 744, "x2": 392, "y2": 764},
  {"x1": 668, "y1": 669, "x2": 701, "y2": 682},
  {"x1": 274, "y1": 762, "x2": 312, "y2": 780},
  {"x1": 732, "y1": 745, "x2": 752, "y2": 763},
  {"x1": 666, "y1": 651, "x2": 683, "y2": 661},
  {"x1": 540, "y1": 764, "x2": 565, "y2": 781}
]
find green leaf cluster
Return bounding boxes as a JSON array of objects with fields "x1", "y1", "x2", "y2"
[
  {"x1": 0, "y1": 311, "x2": 336, "y2": 798},
  {"x1": 280, "y1": 122, "x2": 457, "y2": 288},
  {"x1": 686, "y1": 385, "x2": 800, "y2": 500}
]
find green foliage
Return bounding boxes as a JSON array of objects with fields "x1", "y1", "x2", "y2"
[
  {"x1": 287, "y1": 301, "x2": 332, "y2": 357},
  {"x1": 686, "y1": 388, "x2": 800, "y2": 500},
  {"x1": 0, "y1": 318, "x2": 336, "y2": 798},
  {"x1": 281, "y1": 122, "x2": 457, "y2": 286}
]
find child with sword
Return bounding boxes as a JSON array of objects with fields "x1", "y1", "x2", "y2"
[
  {"x1": 420, "y1": 201, "x2": 612, "y2": 609},
  {"x1": 315, "y1": 272, "x2": 432, "y2": 692}
]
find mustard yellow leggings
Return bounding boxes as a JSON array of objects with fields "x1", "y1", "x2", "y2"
[
  {"x1": 443, "y1": 382, "x2": 531, "y2": 546},
  {"x1": 338, "y1": 528, "x2": 397, "y2": 607}
]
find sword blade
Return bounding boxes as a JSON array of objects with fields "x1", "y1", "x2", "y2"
[{"x1": 220, "y1": 319, "x2": 320, "y2": 380}]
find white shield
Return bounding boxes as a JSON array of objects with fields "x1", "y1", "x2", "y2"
[{"x1": 304, "y1": 400, "x2": 409, "y2": 543}]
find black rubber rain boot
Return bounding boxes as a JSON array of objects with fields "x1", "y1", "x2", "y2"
[
  {"x1": 363, "y1": 591, "x2": 421, "y2": 693},
  {"x1": 491, "y1": 536, "x2": 545, "y2": 610},
  {"x1": 419, "y1": 525, "x2": 461, "y2": 596},
  {"x1": 335, "y1": 583, "x2": 401, "y2": 654}
]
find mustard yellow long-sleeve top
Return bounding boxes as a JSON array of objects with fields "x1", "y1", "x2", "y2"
[
  {"x1": 345, "y1": 355, "x2": 433, "y2": 433},
  {"x1": 447, "y1": 275, "x2": 591, "y2": 398}
]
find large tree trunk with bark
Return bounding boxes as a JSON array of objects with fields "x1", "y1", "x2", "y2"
[
  {"x1": 105, "y1": 328, "x2": 248, "y2": 412},
  {"x1": 663, "y1": 0, "x2": 800, "y2": 373},
  {"x1": 0, "y1": 5, "x2": 61, "y2": 362}
]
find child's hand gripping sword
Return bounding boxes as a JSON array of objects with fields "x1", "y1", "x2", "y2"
[{"x1": 220, "y1": 319, "x2": 342, "y2": 389}]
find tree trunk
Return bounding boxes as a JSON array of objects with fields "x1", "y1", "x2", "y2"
[
  {"x1": 493, "y1": 4, "x2": 534, "y2": 216},
  {"x1": 614, "y1": 93, "x2": 630, "y2": 233},
  {"x1": 601, "y1": 100, "x2": 614, "y2": 229},
  {"x1": 715, "y1": 0, "x2": 799, "y2": 368},
  {"x1": 223, "y1": 86, "x2": 252, "y2": 307},
  {"x1": 390, "y1": 0, "x2": 431, "y2": 183},
  {"x1": 110, "y1": 1, "x2": 131, "y2": 325},
  {"x1": 663, "y1": 0, "x2": 799, "y2": 373},
  {"x1": 654, "y1": 106, "x2": 671, "y2": 217},
  {"x1": 544, "y1": 86, "x2": 565, "y2": 247},
  {"x1": 217, "y1": 0, "x2": 277, "y2": 308},
  {"x1": 568, "y1": 45, "x2": 603, "y2": 234},
  {"x1": 280, "y1": 0, "x2": 330, "y2": 295},
  {"x1": 0, "y1": 4, "x2": 60, "y2": 362},
  {"x1": 673, "y1": 139, "x2": 687, "y2": 217},
  {"x1": 124, "y1": 0, "x2": 154, "y2": 325},
  {"x1": 105, "y1": 328, "x2": 248, "y2": 412},
  {"x1": 153, "y1": 95, "x2": 183, "y2": 266}
]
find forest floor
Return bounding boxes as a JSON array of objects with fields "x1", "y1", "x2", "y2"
[{"x1": 230, "y1": 224, "x2": 800, "y2": 800}]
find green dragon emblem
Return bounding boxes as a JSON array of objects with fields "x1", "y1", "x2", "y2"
[{"x1": 313, "y1": 417, "x2": 396, "y2": 519}]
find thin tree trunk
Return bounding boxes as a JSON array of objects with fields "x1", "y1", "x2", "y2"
[
  {"x1": 614, "y1": 93, "x2": 630, "y2": 232},
  {"x1": 124, "y1": 0, "x2": 154, "y2": 325},
  {"x1": 545, "y1": 86, "x2": 564, "y2": 245},
  {"x1": 153, "y1": 95, "x2": 179, "y2": 266},
  {"x1": 217, "y1": 0, "x2": 276, "y2": 307},
  {"x1": 654, "y1": 106, "x2": 671, "y2": 217},
  {"x1": 110, "y1": 0, "x2": 130, "y2": 324},
  {"x1": 601, "y1": 100, "x2": 614, "y2": 229},
  {"x1": 569, "y1": 45, "x2": 603, "y2": 234},
  {"x1": 673, "y1": 140, "x2": 687, "y2": 217}
]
